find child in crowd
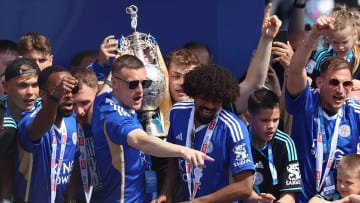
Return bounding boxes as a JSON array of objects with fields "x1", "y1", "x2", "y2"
[
  {"x1": 244, "y1": 88, "x2": 301, "y2": 203},
  {"x1": 306, "y1": 5, "x2": 360, "y2": 85},
  {"x1": 309, "y1": 154, "x2": 360, "y2": 202}
]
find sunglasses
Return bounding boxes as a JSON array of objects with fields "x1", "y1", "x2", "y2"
[
  {"x1": 328, "y1": 78, "x2": 353, "y2": 89},
  {"x1": 113, "y1": 75, "x2": 152, "y2": 89}
]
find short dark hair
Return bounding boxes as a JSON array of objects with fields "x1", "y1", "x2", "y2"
[
  {"x1": 320, "y1": 56, "x2": 352, "y2": 76},
  {"x1": 71, "y1": 68, "x2": 98, "y2": 91},
  {"x1": 183, "y1": 64, "x2": 239, "y2": 104},
  {"x1": 184, "y1": 41, "x2": 212, "y2": 63},
  {"x1": 38, "y1": 66, "x2": 68, "y2": 90},
  {"x1": 0, "y1": 40, "x2": 18, "y2": 55},
  {"x1": 247, "y1": 88, "x2": 279, "y2": 115},
  {"x1": 18, "y1": 32, "x2": 51, "y2": 56},
  {"x1": 111, "y1": 55, "x2": 144, "y2": 74}
]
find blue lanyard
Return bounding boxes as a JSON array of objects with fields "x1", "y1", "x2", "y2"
[
  {"x1": 333, "y1": 49, "x2": 353, "y2": 63},
  {"x1": 250, "y1": 128, "x2": 278, "y2": 185}
]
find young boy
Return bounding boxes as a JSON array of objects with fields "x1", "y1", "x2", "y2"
[
  {"x1": 309, "y1": 153, "x2": 360, "y2": 202},
  {"x1": 244, "y1": 88, "x2": 302, "y2": 203}
]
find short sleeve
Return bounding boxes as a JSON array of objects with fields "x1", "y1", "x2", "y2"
[
  {"x1": 229, "y1": 124, "x2": 255, "y2": 176},
  {"x1": 285, "y1": 81, "x2": 314, "y2": 115},
  {"x1": 105, "y1": 113, "x2": 141, "y2": 146},
  {"x1": 87, "y1": 61, "x2": 111, "y2": 81}
]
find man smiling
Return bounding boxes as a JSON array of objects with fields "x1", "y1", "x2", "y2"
[{"x1": 155, "y1": 64, "x2": 255, "y2": 202}]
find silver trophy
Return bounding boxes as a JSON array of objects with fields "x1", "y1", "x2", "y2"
[{"x1": 120, "y1": 5, "x2": 166, "y2": 137}]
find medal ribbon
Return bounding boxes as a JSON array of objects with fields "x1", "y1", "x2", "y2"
[
  {"x1": 77, "y1": 123, "x2": 94, "y2": 203},
  {"x1": 315, "y1": 106, "x2": 343, "y2": 192},
  {"x1": 250, "y1": 128, "x2": 278, "y2": 185},
  {"x1": 183, "y1": 106, "x2": 220, "y2": 200},
  {"x1": 50, "y1": 120, "x2": 67, "y2": 203}
]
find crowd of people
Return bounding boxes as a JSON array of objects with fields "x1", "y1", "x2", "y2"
[{"x1": 1, "y1": 1, "x2": 360, "y2": 203}]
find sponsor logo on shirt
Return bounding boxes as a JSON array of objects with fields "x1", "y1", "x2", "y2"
[
  {"x1": 286, "y1": 162, "x2": 301, "y2": 186},
  {"x1": 232, "y1": 143, "x2": 251, "y2": 167}
]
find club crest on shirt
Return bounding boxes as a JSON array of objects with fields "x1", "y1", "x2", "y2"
[
  {"x1": 253, "y1": 171, "x2": 263, "y2": 185},
  {"x1": 286, "y1": 162, "x2": 301, "y2": 186},
  {"x1": 72, "y1": 132, "x2": 77, "y2": 145},
  {"x1": 206, "y1": 141, "x2": 213, "y2": 154},
  {"x1": 232, "y1": 143, "x2": 251, "y2": 167},
  {"x1": 338, "y1": 124, "x2": 351, "y2": 138},
  {"x1": 305, "y1": 59, "x2": 316, "y2": 74}
]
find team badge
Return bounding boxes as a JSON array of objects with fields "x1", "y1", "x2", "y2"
[
  {"x1": 206, "y1": 141, "x2": 213, "y2": 154},
  {"x1": 339, "y1": 124, "x2": 351, "y2": 138},
  {"x1": 72, "y1": 132, "x2": 77, "y2": 145},
  {"x1": 253, "y1": 171, "x2": 263, "y2": 185},
  {"x1": 305, "y1": 59, "x2": 316, "y2": 74}
]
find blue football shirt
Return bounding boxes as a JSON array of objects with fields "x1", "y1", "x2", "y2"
[
  {"x1": 91, "y1": 92, "x2": 149, "y2": 203},
  {"x1": 15, "y1": 110, "x2": 78, "y2": 203},
  {"x1": 167, "y1": 101, "x2": 255, "y2": 201},
  {"x1": 286, "y1": 83, "x2": 360, "y2": 202}
]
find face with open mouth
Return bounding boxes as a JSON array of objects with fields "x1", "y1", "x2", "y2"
[
  {"x1": 111, "y1": 67, "x2": 147, "y2": 111},
  {"x1": 194, "y1": 97, "x2": 222, "y2": 126},
  {"x1": 5, "y1": 74, "x2": 39, "y2": 113},
  {"x1": 248, "y1": 108, "x2": 280, "y2": 148},
  {"x1": 318, "y1": 68, "x2": 352, "y2": 114}
]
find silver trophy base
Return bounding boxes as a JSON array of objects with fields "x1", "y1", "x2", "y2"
[{"x1": 141, "y1": 111, "x2": 165, "y2": 138}]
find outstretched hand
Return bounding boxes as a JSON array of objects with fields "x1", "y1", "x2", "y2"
[
  {"x1": 181, "y1": 147, "x2": 214, "y2": 168},
  {"x1": 262, "y1": 3, "x2": 282, "y2": 39}
]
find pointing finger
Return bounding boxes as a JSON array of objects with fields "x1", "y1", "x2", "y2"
[{"x1": 264, "y1": 3, "x2": 272, "y2": 20}]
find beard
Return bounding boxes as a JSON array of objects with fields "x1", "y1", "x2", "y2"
[
  {"x1": 194, "y1": 107, "x2": 216, "y2": 125},
  {"x1": 57, "y1": 106, "x2": 73, "y2": 118}
]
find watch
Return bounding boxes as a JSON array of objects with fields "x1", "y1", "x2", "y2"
[{"x1": 47, "y1": 89, "x2": 60, "y2": 103}]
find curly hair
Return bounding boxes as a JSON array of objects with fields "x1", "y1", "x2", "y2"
[{"x1": 183, "y1": 64, "x2": 239, "y2": 104}]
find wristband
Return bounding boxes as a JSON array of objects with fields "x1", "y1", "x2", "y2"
[
  {"x1": 104, "y1": 79, "x2": 112, "y2": 88},
  {"x1": 294, "y1": 2, "x2": 305, "y2": 8},
  {"x1": 47, "y1": 89, "x2": 60, "y2": 103}
]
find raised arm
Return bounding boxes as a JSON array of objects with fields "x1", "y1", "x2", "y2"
[
  {"x1": 287, "y1": 16, "x2": 335, "y2": 97},
  {"x1": 234, "y1": 3, "x2": 282, "y2": 114},
  {"x1": 27, "y1": 76, "x2": 78, "y2": 142},
  {"x1": 127, "y1": 129, "x2": 214, "y2": 168}
]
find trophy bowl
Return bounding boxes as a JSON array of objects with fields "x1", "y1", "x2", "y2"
[{"x1": 141, "y1": 63, "x2": 165, "y2": 111}]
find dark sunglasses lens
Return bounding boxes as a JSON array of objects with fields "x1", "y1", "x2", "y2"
[
  {"x1": 72, "y1": 85, "x2": 79, "y2": 94},
  {"x1": 329, "y1": 79, "x2": 340, "y2": 86},
  {"x1": 142, "y1": 80, "x2": 152, "y2": 88},
  {"x1": 128, "y1": 80, "x2": 140, "y2": 89},
  {"x1": 343, "y1": 81, "x2": 353, "y2": 88}
]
